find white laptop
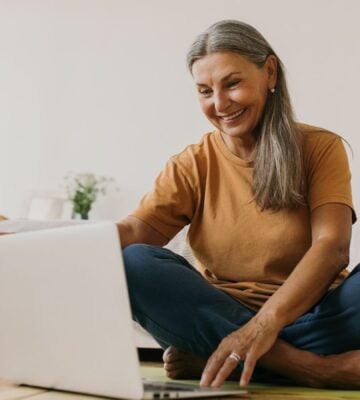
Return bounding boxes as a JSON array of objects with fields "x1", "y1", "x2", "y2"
[{"x1": 0, "y1": 222, "x2": 247, "y2": 399}]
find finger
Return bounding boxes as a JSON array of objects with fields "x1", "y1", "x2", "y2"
[
  {"x1": 200, "y1": 351, "x2": 229, "y2": 387},
  {"x1": 210, "y1": 355, "x2": 239, "y2": 388},
  {"x1": 240, "y1": 351, "x2": 257, "y2": 387}
]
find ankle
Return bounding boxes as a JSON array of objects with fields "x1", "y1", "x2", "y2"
[
  {"x1": 259, "y1": 341, "x2": 327, "y2": 387},
  {"x1": 300, "y1": 353, "x2": 328, "y2": 388}
]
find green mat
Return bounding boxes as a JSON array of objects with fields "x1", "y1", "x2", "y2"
[{"x1": 140, "y1": 364, "x2": 360, "y2": 399}]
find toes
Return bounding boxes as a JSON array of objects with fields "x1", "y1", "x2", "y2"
[
  {"x1": 163, "y1": 346, "x2": 182, "y2": 363},
  {"x1": 165, "y1": 368, "x2": 186, "y2": 380},
  {"x1": 162, "y1": 347, "x2": 171, "y2": 363},
  {"x1": 162, "y1": 346, "x2": 176, "y2": 362},
  {"x1": 164, "y1": 362, "x2": 179, "y2": 372}
]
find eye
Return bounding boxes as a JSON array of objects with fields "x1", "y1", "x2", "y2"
[
  {"x1": 227, "y1": 80, "x2": 240, "y2": 89},
  {"x1": 198, "y1": 87, "x2": 213, "y2": 97}
]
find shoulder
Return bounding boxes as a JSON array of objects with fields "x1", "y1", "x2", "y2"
[
  {"x1": 169, "y1": 131, "x2": 216, "y2": 170},
  {"x1": 297, "y1": 123, "x2": 346, "y2": 163},
  {"x1": 155, "y1": 131, "x2": 216, "y2": 192},
  {"x1": 298, "y1": 123, "x2": 342, "y2": 150},
  {"x1": 297, "y1": 123, "x2": 354, "y2": 220}
]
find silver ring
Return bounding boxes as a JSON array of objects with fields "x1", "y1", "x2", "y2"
[{"x1": 228, "y1": 351, "x2": 241, "y2": 363}]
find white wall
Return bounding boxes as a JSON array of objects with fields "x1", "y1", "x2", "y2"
[{"x1": 0, "y1": 0, "x2": 359, "y2": 264}]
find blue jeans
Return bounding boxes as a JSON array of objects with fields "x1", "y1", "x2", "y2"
[{"x1": 123, "y1": 244, "x2": 360, "y2": 360}]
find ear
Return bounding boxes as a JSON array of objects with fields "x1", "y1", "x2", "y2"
[{"x1": 265, "y1": 55, "x2": 277, "y2": 89}]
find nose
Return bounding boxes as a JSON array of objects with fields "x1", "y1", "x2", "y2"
[{"x1": 213, "y1": 90, "x2": 231, "y2": 113}]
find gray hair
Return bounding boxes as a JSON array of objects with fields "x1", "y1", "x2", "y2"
[{"x1": 187, "y1": 20, "x2": 304, "y2": 210}]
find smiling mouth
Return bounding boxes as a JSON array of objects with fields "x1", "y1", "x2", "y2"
[{"x1": 219, "y1": 108, "x2": 246, "y2": 122}]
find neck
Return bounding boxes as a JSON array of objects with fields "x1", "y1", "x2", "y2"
[{"x1": 220, "y1": 131, "x2": 257, "y2": 161}]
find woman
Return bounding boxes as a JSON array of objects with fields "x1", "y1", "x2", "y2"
[{"x1": 118, "y1": 20, "x2": 360, "y2": 389}]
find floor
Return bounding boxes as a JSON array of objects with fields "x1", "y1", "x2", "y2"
[
  {"x1": 1, "y1": 365, "x2": 359, "y2": 400},
  {"x1": 141, "y1": 362, "x2": 360, "y2": 399}
]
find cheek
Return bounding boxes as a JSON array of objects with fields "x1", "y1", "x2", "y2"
[
  {"x1": 199, "y1": 100, "x2": 213, "y2": 119},
  {"x1": 233, "y1": 83, "x2": 267, "y2": 105},
  {"x1": 239, "y1": 90, "x2": 267, "y2": 113},
  {"x1": 230, "y1": 88, "x2": 258, "y2": 106},
  {"x1": 253, "y1": 82, "x2": 269, "y2": 106},
  {"x1": 256, "y1": 88, "x2": 269, "y2": 112}
]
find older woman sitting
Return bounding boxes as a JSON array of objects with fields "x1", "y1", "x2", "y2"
[{"x1": 117, "y1": 20, "x2": 360, "y2": 389}]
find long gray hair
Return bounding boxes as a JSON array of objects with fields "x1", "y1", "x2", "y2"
[{"x1": 187, "y1": 20, "x2": 304, "y2": 211}]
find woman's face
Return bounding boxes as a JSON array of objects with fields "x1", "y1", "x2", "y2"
[{"x1": 192, "y1": 52, "x2": 277, "y2": 142}]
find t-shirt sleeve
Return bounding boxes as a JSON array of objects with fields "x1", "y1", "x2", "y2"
[
  {"x1": 306, "y1": 135, "x2": 356, "y2": 223},
  {"x1": 131, "y1": 156, "x2": 198, "y2": 240}
]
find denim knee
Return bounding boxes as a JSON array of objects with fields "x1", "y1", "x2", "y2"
[
  {"x1": 281, "y1": 264, "x2": 360, "y2": 354},
  {"x1": 123, "y1": 243, "x2": 154, "y2": 266},
  {"x1": 122, "y1": 243, "x2": 156, "y2": 285}
]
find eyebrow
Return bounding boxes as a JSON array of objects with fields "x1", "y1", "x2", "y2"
[{"x1": 195, "y1": 72, "x2": 242, "y2": 86}]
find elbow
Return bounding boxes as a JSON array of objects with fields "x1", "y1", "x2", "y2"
[
  {"x1": 334, "y1": 245, "x2": 350, "y2": 270},
  {"x1": 320, "y1": 238, "x2": 350, "y2": 271},
  {"x1": 337, "y1": 244, "x2": 350, "y2": 269}
]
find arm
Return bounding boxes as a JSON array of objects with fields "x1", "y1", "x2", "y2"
[
  {"x1": 116, "y1": 215, "x2": 169, "y2": 249},
  {"x1": 258, "y1": 202, "x2": 352, "y2": 326},
  {"x1": 201, "y1": 203, "x2": 352, "y2": 387}
]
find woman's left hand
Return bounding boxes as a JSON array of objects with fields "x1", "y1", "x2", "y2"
[{"x1": 200, "y1": 314, "x2": 281, "y2": 387}]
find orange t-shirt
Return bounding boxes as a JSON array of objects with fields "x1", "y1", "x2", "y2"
[{"x1": 132, "y1": 124, "x2": 356, "y2": 311}]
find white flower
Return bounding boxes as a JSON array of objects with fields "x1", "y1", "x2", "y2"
[
  {"x1": 76, "y1": 173, "x2": 97, "y2": 188},
  {"x1": 63, "y1": 171, "x2": 118, "y2": 218}
]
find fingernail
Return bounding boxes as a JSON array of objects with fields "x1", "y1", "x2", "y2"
[{"x1": 200, "y1": 374, "x2": 207, "y2": 386}]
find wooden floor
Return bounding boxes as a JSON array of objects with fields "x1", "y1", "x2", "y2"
[
  {"x1": 1, "y1": 364, "x2": 359, "y2": 400},
  {"x1": 141, "y1": 362, "x2": 360, "y2": 400}
]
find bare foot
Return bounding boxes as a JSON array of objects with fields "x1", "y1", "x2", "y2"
[
  {"x1": 162, "y1": 347, "x2": 288, "y2": 383},
  {"x1": 321, "y1": 350, "x2": 360, "y2": 389},
  {"x1": 162, "y1": 347, "x2": 207, "y2": 379},
  {"x1": 258, "y1": 338, "x2": 360, "y2": 389}
]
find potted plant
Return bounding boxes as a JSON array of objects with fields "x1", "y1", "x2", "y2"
[{"x1": 64, "y1": 172, "x2": 115, "y2": 220}]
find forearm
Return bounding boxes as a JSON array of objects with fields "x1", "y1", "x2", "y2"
[{"x1": 257, "y1": 238, "x2": 349, "y2": 328}]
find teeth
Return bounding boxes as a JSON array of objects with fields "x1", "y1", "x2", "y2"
[{"x1": 221, "y1": 109, "x2": 245, "y2": 121}]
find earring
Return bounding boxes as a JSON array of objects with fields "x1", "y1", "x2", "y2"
[{"x1": 270, "y1": 87, "x2": 275, "y2": 93}]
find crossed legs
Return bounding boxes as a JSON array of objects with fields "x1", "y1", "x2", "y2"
[{"x1": 123, "y1": 244, "x2": 360, "y2": 388}]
